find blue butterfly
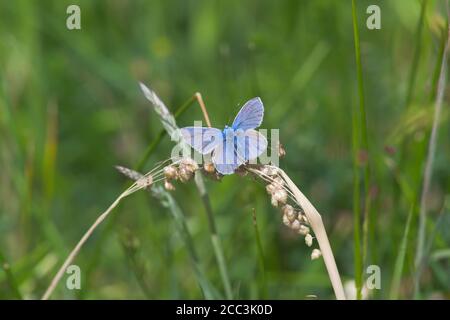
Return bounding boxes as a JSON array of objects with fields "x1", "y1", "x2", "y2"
[{"x1": 180, "y1": 97, "x2": 268, "y2": 175}]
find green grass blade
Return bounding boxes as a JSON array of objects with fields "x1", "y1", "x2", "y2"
[
  {"x1": 390, "y1": 205, "x2": 414, "y2": 299},
  {"x1": 194, "y1": 173, "x2": 233, "y2": 299},
  {"x1": 351, "y1": 100, "x2": 362, "y2": 300},
  {"x1": 251, "y1": 208, "x2": 267, "y2": 299},
  {"x1": 351, "y1": 0, "x2": 372, "y2": 300},
  {"x1": 0, "y1": 249, "x2": 23, "y2": 299},
  {"x1": 404, "y1": 0, "x2": 428, "y2": 109},
  {"x1": 155, "y1": 186, "x2": 219, "y2": 299},
  {"x1": 414, "y1": 12, "x2": 449, "y2": 296}
]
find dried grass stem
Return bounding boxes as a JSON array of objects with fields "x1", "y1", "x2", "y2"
[
  {"x1": 41, "y1": 170, "x2": 158, "y2": 300},
  {"x1": 249, "y1": 166, "x2": 346, "y2": 300}
]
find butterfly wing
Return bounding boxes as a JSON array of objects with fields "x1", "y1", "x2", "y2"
[
  {"x1": 212, "y1": 135, "x2": 244, "y2": 175},
  {"x1": 180, "y1": 127, "x2": 222, "y2": 154},
  {"x1": 231, "y1": 97, "x2": 264, "y2": 131},
  {"x1": 235, "y1": 129, "x2": 268, "y2": 161}
]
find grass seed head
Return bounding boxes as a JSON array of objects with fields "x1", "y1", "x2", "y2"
[
  {"x1": 282, "y1": 214, "x2": 291, "y2": 226},
  {"x1": 136, "y1": 175, "x2": 153, "y2": 189},
  {"x1": 115, "y1": 165, "x2": 143, "y2": 181},
  {"x1": 271, "y1": 197, "x2": 279, "y2": 207},
  {"x1": 287, "y1": 211, "x2": 297, "y2": 223},
  {"x1": 278, "y1": 143, "x2": 286, "y2": 158},
  {"x1": 291, "y1": 219, "x2": 301, "y2": 231},
  {"x1": 261, "y1": 166, "x2": 278, "y2": 177},
  {"x1": 311, "y1": 249, "x2": 322, "y2": 260},
  {"x1": 178, "y1": 167, "x2": 193, "y2": 182},
  {"x1": 163, "y1": 166, "x2": 178, "y2": 180},
  {"x1": 272, "y1": 189, "x2": 287, "y2": 204},
  {"x1": 164, "y1": 180, "x2": 176, "y2": 191},
  {"x1": 266, "y1": 183, "x2": 276, "y2": 194},
  {"x1": 299, "y1": 214, "x2": 309, "y2": 224},
  {"x1": 180, "y1": 157, "x2": 199, "y2": 172},
  {"x1": 203, "y1": 162, "x2": 215, "y2": 173},
  {"x1": 273, "y1": 176, "x2": 284, "y2": 187},
  {"x1": 305, "y1": 234, "x2": 313, "y2": 247},
  {"x1": 297, "y1": 224, "x2": 310, "y2": 236},
  {"x1": 282, "y1": 205, "x2": 297, "y2": 222}
]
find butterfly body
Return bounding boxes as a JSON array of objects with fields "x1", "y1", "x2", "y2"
[
  {"x1": 181, "y1": 97, "x2": 267, "y2": 175},
  {"x1": 222, "y1": 126, "x2": 234, "y2": 139}
]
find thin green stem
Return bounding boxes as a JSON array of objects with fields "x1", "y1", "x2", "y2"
[
  {"x1": 390, "y1": 205, "x2": 414, "y2": 299},
  {"x1": 405, "y1": 0, "x2": 428, "y2": 109},
  {"x1": 351, "y1": 0, "x2": 369, "y2": 156},
  {"x1": 415, "y1": 199, "x2": 447, "y2": 298},
  {"x1": 351, "y1": 100, "x2": 362, "y2": 300},
  {"x1": 211, "y1": 235, "x2": 233, "y2": 299},
  {"x1": 119, "y1": 229, "x2": 153, "y2": 298},
  {"x1": 194, "y1": 173, "x2": 233, "y2": 299},
  {"x1": 352, "y1": 0, "x2": 371, "y2": 300},
  {"x1": 158, "y1": 187, "x2": 217, "y2": 299},
  {"x1": 415, "y1": 12, "x2": 449, "y2": 296},
  {"x1": 251, "y1": 208, "x2": 267, "y2": 299}
]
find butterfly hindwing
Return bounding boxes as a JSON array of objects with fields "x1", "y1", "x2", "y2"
[
  {"x1": 235, "y1": 129, "x2": 268, "y2": 161},
  {"x1": 232, "y1": 97, "x2": 264, "y2": 131},
  {"x1": 180, "y1": 127, "x2": 222, "y2": 154},
  {"x1": 212, "y1": 135, "x2": 244, "y2": 175}
]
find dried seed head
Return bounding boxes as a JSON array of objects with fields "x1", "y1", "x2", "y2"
[
  {"x1": 180, "y1": 157, "x2": 199, "y2": 172},
  {"x1": 203, "y1": 162, "x2": 216, "y2": 173},
  {"x1": 235, "y1": 166, "x2": 248, "y2": 177},
  {"x1": 282, "y1": 204, "x2": 294, "y2": 215},
  {"x1": 137, "y1": 175, "x2": 153, "y2": 189},
  {"x1": 298, "y1": 214, "x2": 308, "y2": 224},
  {"x1": 305, "y1": 234, "x2": 313, "y2": 247},
  {"x1": 115, "y1": 165, "x2": 143, "y2": 181},
  {"x1": 272, "y1": 176, "x2": 284, "y2": 187},
  {"x1": 164, "y1": 166, "x2": 178, "y2": 180},
  {"x1": 272, "y1": 189, "x2": 287, "y2": 204},
  {"x1": 297, "y1": 225, "x2": 310, "y2": 236},
  {"x1": 311, "y1": 249, "x2": 322, "y2": 260},
  {"x1": 288, "y1": 210, "x2": 297, "y2": 223},
  {"x1": 271, "y1": 197, "x2": 279, "y2": 207},
  {"x1": 164, "y1": 180, "x2": 176, "y2": 191},
  {"x1": 266, "y1": 183, "x2": 276, "y2": 195},
  {"x1": 282, "y1": 214, "x2": 291, "y2": 227},
  {"x1": 278, "y1": 143, "x2": 286, "y2": 158},
  {"x1": 261, "y1": 166, "x2": 278, "y2": 177},
  {"x1": 178, "y1": 167, "x2": 193, "y2": 182},
  {"x1": 291, "y1": 219, "x2": 301, "y2": 231}
]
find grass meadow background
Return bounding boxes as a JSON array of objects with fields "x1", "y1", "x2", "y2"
[{"x1": 0, "y1": 0, "x2": 449, "y2": 299}]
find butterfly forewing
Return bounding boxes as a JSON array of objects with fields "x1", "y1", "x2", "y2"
[{"x1": 232, "y1": 97, "x2": 264, "y2": 131}]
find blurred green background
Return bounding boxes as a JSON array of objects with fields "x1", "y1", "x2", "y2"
[{"x1": 0, "y1": 0, "x2": 449, "y2": 299}]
